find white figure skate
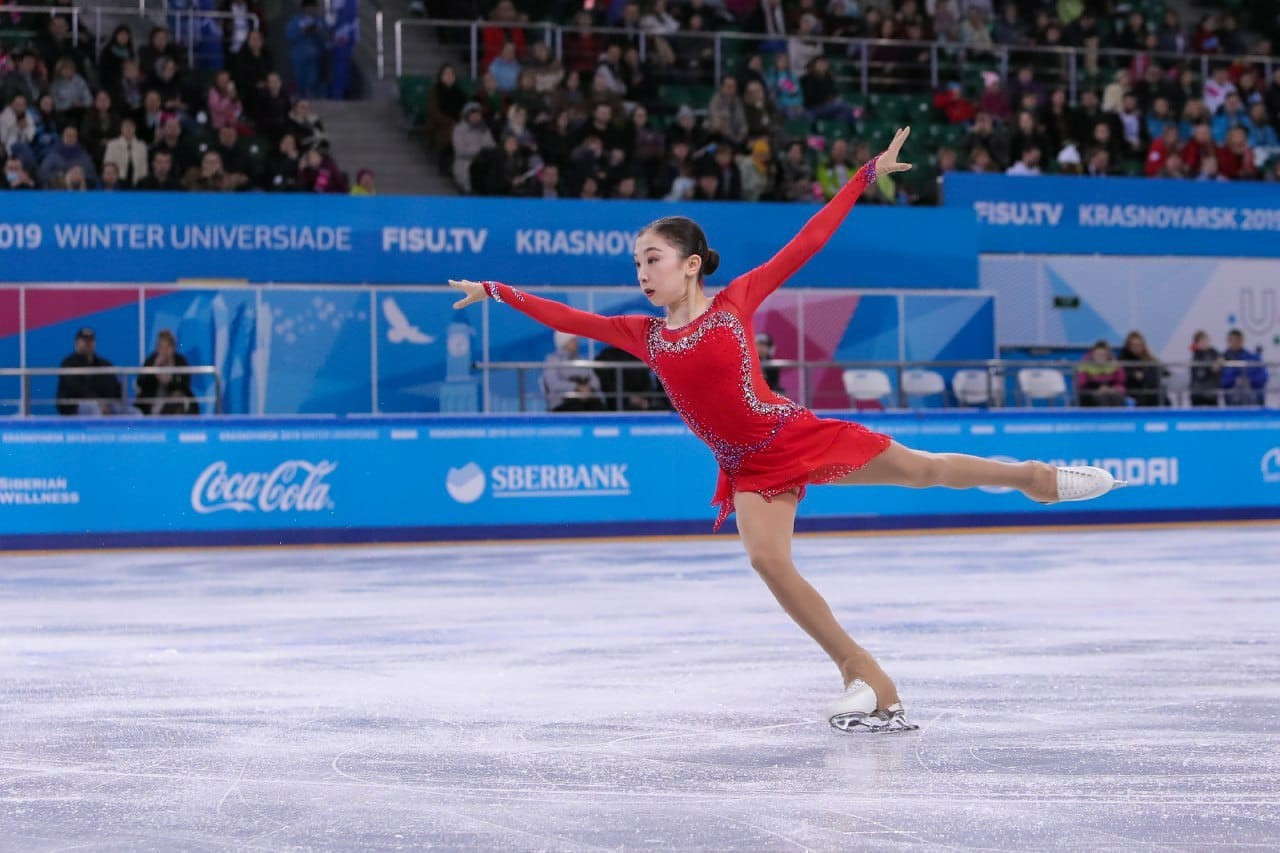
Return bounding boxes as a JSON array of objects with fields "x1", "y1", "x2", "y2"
[
  {"x1": 1052, "y1": 465, "x2": 1126, "y2": 502},
  {"x1": 826, "y1": 679, "x2": 920, "y2": 733}
]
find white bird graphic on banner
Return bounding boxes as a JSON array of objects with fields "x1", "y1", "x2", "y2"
[{"x1": 382, "y1": 297, "x2": 435, "y2": 344}]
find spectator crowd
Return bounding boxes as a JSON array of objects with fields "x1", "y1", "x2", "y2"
[
  {"x1": 419, "y1": 0, "x2": 1280, "y2": 202},
  {"x1": 0, "y1": 3, "x2": 374, "y2": 193}
]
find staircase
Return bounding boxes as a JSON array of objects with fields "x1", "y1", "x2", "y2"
[{"x1": 314, "y1": 97, "x2": 456, "y2": 196}]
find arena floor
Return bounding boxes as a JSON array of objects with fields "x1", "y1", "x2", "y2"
[{"x1": 3, "y1": 525, "x2": 1279, "y2": 850}]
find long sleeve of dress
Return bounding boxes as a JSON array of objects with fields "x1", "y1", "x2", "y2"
[
  {"x1": 720, "y1": 158, "x2": 878, "y2": 317},
  {"x1": 483, "y1": 281, "x2": 651, "y2": 360}
]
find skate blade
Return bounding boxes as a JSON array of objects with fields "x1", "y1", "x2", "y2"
[{"x1": 829, "y1": 712, "x2": 920, "y2": 734}]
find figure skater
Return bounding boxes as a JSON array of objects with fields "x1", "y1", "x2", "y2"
[{"x1": 450, "y1": 127, "x2": 1122, "y2": 733}]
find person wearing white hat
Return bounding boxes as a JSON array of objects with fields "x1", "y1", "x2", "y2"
[{"x1": 540, "y1": 330, "x2": 605, "y2": 411}]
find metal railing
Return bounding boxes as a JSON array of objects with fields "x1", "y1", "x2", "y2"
[
  {"x1": 477, "y1": 358, "x2": 1279, "y2": 413},
  {"x1": 392, "y1": 17, "x2": 1277, "y2": 102},
  {"x1": 0, "y1": 365, "x2": 221, "y2": 416}
]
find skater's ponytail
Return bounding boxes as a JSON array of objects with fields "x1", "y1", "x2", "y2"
[{"x1": 641, "y1": 216, "x2": 719, "y2": 281}]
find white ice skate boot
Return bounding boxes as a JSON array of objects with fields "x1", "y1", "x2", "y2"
[
  {"x1": 826, "y1": 679, "x2": 920, "y2": 733},
  {"x1": 1052, "y1": 465, "x2": 1126, "y2": 503}
]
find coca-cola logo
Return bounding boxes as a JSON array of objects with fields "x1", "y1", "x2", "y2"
[{"x1": 191, "y1": 460, "x2": 337, "y2": 514}]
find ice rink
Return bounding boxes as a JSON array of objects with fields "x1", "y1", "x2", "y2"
[{"x1": 3, "y1": 524, "x2": 1279, "y2": 850}]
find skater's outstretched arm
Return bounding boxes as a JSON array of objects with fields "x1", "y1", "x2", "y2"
[
  {"x1": 450, "y1": 279, "x2": 651, "y2": 360},
  {"x1": 721, "y1": 127, "x2": 913, "y2": 316}
]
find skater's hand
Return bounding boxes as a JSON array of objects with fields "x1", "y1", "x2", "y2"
[
  {"x1": 876, "y1": 127, "x2": 913, "y2": 174},
  {"x1": 449, "y1": 279, "x2": 488, "y2": 309}
]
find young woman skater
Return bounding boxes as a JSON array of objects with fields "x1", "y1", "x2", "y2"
[{"x1": 450, "y1": 127, "x2": 1121, "y2": 733}]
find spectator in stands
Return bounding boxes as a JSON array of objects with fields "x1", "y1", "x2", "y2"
[
  {"x1": 39, "y1": 125, "x2": 97, "y2": 188},
  {"x1": 1144, "y1": 96, "x2": 1175, "y2": 140},
  {"x1": 252, "y1": 72, "x2": 292, "y2": 141},
  {"x1": 136, "y1": 329, "x2": 198, "y2": 414},
  {"x1": 706, "y1": 76, "x2": 748, "y2": 147},
  {"x1": 99, "y1": 161, "x2": 123, "y2": 191},
  {"x1": 1145, "y1": 123, "x2": 1183, "y2": 177},
  {"x1": 213, "y1": 125, "x2": 254, "y2": 183},
  {"x1": 1217, "y1": 126, "x2": 1257, "y2": 180},
  {"x1": 1191, "y1": 14, "x2": 1221, "y2": 55},
  {"x1": 1005, "y1": 144, "x2": 1042, "y2": 175},
  {"x1": 328, "y1": 0, "x2": 358, "y2": 99},
  {"x1": 1217, "y1": 13, "x2": 1246, "y2": 56},
  {"x1": 526, "y1": 41, "x2": 564, "y2": 94},
  {"x1": 136, "y1": 148, "x2": 181, "y2": 190},
  {"x1": 1055, "y1": 143, "x2": 1083, "y2": 175},
  {"x1": 1039, "y1": 88, "x2": 1072, "y2": 156},
  {"x1": 3, "y1": 155, "x2": 36, "y2": 189},
  {"x1": 151, "y1": 117, "x2": 196, "y2": 176},
  {"x1": 230, "y1": 30, "x2": 274, "y2": 99},
  {"x1": 135, "y1": 90, "x2": 166, "y2": 144},
  {"x1": 264, "y1": 132, "x2": 300, "y2": 190},
  {"x1": 765, "y1": 52, "x2": 805, "y2": 118},
  {"x1": 1158, "y1": 152, "x2": 1189, "y2": 179},
  {"x1": 1157, "y1": 10, "x2": 1186, "y2": 54},
  {"x1": 49, "y1": 58, "x2": 91, "y2": 121},
  {"x1": 38, "y1": 16, "x2": 89, "y2": 81},
  {"x1": 451, "y1": 102, "x2": 493, "y2": 193},
  {"x1": 1246, "y1": 103, "x2": 1280, "y2": 166},
  {"x1": 964, "y1": 111, "x2": 1009, "y2": 169},
  {"x1": 1007, "y1": 109, "x2": 1046, "y2": 165},
  {"x1": 977, "y1": 70, "x2": 1012, "y2": 122},
  {"x1": 776, "y1": 139, "x2": 813, "y2": 201},
  {"x1": 523, "y1": 162, "x2": 561, "y2": 198},
  {"x1": 286, "y1": 98, "x2": 327, "y2": 150},
  {"x1": 992, "y1": 3, "x2": 1025, "y2": 46},
  {"x1": 816, "y1": 137, "x2": 857, "y2": 200},
  {"x1": 183, "y1": 150, "x2": 234, "y2": 191},
  {"x1": 2, "y1": 50, "x2": 44, "y2": 105},
  {"x1": 116, "y1": 58, "x2": 143, "y2": 114},
  {"x1": 151, "y1": 57, "x2": 191, "y2": 122},
  {"x1": 480, "y1": 0, "x2": 527, "y2": 70},
  {"x1": 1190, "y1": 330, "x2": 1222, "y2": 406},
  {"x1": 57, "y1": 327, "x2": 126, "y2": 415},
  {"x1": 207, "y1": 71, "x2": 244, "y2": 131},
  {"x1": 960, "y1": 7, "x2": 994, "y2": 55},
  {"x1": 1089, "y1": 119, "x2": 1126, "y2": 166},
  {"x1": 98, "y1": 25, "x2": 135, "y2": 97},
  {"x1": 1180, "y1": 122, "x2": 1217, "y2": 174},
  {"x1": 1211, "y1": 92, "x2": 1248, "y2": 144},
  {"x1": 1267, "y1": 68, "x2": 1280, "y2": 130},
  {"x1": 75, "y1": 90, "x2": 119, "y2": 168},
  {"x1": 800, "y1": 56, "x2": 853, "y2": 122},
  {"x1": 298, "y1": 145, "x2": 347, "y2": 193},
  {"x1": 741, "y1": 79, "x2": 781, "y2": 147},
  {"x1": 1067, "y1": 89, "x2": 1113, "y2": 149},
  {"x1": 533, "y1": 109, "x2": 573, "y2": 169},
  {"x1": 1008, "y1": 66, "x2": 1045, "y2": 112},
  {"x1": 489, "y1": 41, "x2": 522, "y2": 95},
  {"x1": 1118, "y1": 330, "x2": 1165, "y2": 406},
  {"x1": 1085, "y1": 146, "x2": 1113, "y2": 177},
  {"x1": 738, "y1": 137, "x2": 776, "y2": 201},
  {"x1": 1076, "y1": 340, "x2": 1126, "y2": 407},
  {"x1": 1203, "y1": 65, "x2": 1236, "y2": 114},
  {"x1": 563, "y1": 10, "x2": 603, "y2": 75},
  {"x1": 1221, "y1": 329, "x2": 1268, "y2": 405},
  {"x1": 104, "y1": 117, "x2": 148, "y2": 187},
  {"x1": 542, "y1": 331, "x2": 605, "y2": 411},
  {"x1": 139, "y1": 27, "x2": 182, "y2": 82},
  {"x1": 286, "y1": 0, "x2": 329, "y2": 99}
]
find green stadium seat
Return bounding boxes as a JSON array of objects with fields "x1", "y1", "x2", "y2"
[{"x1": 398, "y1": 75, "x2": 431, "y2": 127}]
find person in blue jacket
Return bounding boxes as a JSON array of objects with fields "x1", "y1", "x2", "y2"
[
  {"x1": 286, "y1": 0, "x2": 329, "y2": 98},
  {"x1": 328, "y1": 0, "x2": 359, "y2": 99},
  {"x1": 1221, "y1": 328, "x2": 1269, "y2": 406}
]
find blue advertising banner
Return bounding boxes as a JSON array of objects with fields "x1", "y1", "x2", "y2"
[
  {"x1": 0, "y1": 193, "x2": 977, "y2": 288},
  {"x1": 1, "y1": 410, "x2": 1277, "y2": 549},
  {"x1": 944, "y1": 173, "x2": 1280, "y2": 256}
]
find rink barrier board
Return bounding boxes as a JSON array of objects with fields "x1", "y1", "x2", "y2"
[{"x1": 2, "y1": 409, "x2": 1279, "y2": 551}]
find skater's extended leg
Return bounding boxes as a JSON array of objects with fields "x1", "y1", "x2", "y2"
[
  {"x1": 834, "y1": 441, "x2": 1059, "y2": 501},
  {"x1": 734, "y1": 490, "x2": 902, "y2": 709}
]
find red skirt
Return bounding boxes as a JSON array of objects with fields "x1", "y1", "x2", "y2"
[{"x1": 711, "y1": 412, "x2": 891, "y2": 531}]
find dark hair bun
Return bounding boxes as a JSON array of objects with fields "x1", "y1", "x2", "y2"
[{"x1": 703, "y1": 248, "x2": 720, "y2": 277}]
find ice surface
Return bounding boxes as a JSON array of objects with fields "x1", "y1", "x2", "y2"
[{"x1": 2, "y1": 525, "x2": 1279, "y2": 850}]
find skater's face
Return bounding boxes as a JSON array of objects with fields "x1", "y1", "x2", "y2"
[{"x1": 633, "y1": 232, "x2": 701, "y2": 306}]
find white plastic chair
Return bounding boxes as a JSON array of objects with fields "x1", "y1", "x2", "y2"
[
  {"x1": 952, "y1": 368, "x2": 995, "y2": 406},
  {"x1": 902, "y1": 368, "x2": 946, "y2": 406},
  {"x1": 1017, "y1": 368, "x2": 1070, "y2": 406},
  {"x1": 842, "y1": 369, "x2": 893, "y2": 408}
]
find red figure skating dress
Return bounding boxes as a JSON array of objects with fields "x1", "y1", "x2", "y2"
[{"x1": 483, "y1": 159, "x2": 891, "y2": 529}]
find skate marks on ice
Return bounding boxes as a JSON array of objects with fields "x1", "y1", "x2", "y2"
[{"x1": 1, "y1": 526, "x2": 1278, "y2": 849}]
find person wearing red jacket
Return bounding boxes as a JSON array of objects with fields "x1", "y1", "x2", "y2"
[
  {"x1": 1144, "y1": 123, "x2": 1183, "y2": 176},
  {"x1": 450, "y1": 127, "x2": 1122, "y2": 733}
]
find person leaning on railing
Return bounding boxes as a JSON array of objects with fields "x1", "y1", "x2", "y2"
[
  {"x1": 56, "y1": 327, "x2": 125, "y2": 416},
  {"x1": 136, "y1": 329, "x2": 199, "y2": 415}
]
